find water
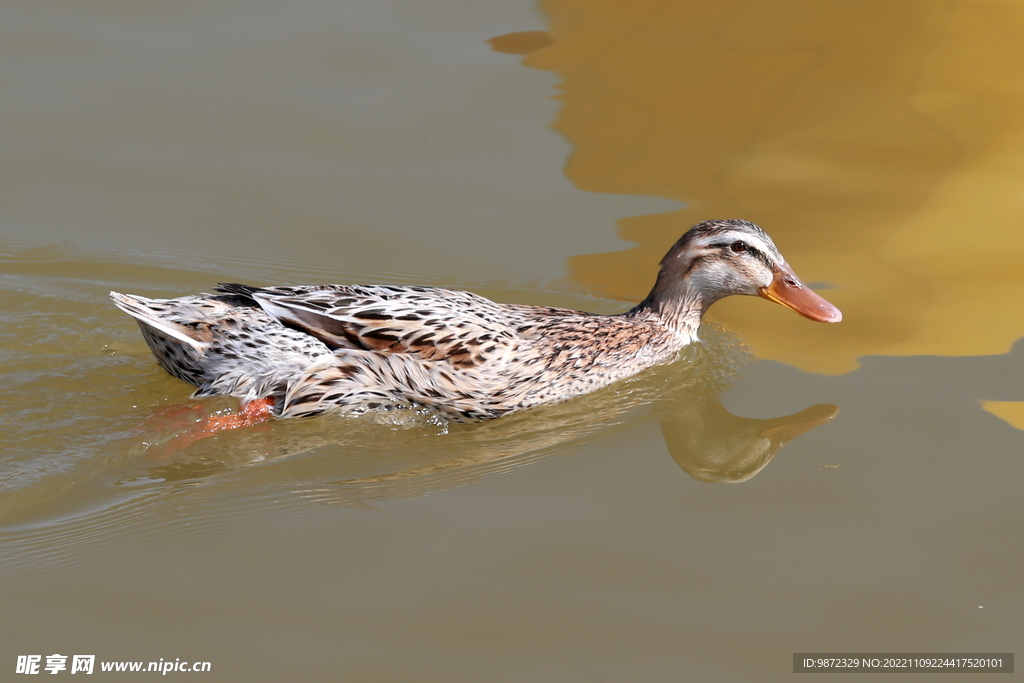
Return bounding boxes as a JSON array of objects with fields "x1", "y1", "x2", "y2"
[{"x1": 2, "y1": 0, "x2": 1022, "y2": 680}]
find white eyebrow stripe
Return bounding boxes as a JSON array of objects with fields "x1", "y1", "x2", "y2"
[{"x1": 692, "y1": 231, "x2": 778, "y2": 257}]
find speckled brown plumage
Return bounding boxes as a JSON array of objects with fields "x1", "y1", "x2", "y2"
[{"x1": 111, "y1": 219, "x2": 841, "y2": 422}]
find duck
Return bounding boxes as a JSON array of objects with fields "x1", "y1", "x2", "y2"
[{"x1": 110, "y1": 219, "x2": 840, "y2": 429}]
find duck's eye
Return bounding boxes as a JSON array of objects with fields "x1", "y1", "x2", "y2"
[{"x1": 730, "y1": 241, "x2": 747, "y2": 253}]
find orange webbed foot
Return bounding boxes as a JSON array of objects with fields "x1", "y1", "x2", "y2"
[
  {"x1": 145, "y1": 398, "x2": 277, "y2": 458},
  {"x1": 196, "y1": 397, "x2": 276, "y2": 434}
]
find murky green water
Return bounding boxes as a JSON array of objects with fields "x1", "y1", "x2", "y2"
[{"x1": 2, "y1": 0, "x2": 1022, "y2": 681}]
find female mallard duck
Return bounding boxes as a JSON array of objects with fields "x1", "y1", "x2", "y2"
[{"x1": 111, "y1": 219, "x2": 840, "y2": 427}]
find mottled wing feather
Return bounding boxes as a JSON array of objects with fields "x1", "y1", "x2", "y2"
[{"x1": 244, "y1": 285, "x2": 517, "y2": 368}]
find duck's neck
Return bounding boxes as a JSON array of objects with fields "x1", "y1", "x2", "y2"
[{"x1": 625, "y1": 256, "x2": 717, "y2": 342}]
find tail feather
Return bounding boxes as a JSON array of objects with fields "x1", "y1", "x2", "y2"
[{"x1": 109, "y1": 291, "x2": 210, "y2": 350}]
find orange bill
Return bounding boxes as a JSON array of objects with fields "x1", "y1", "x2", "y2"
[{"x1": 759, "y1": 262, "x2": 842, "y2": 323}]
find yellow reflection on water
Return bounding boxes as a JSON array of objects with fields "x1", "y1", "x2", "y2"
[
  {"x1": 980, "y1": 401, "x2": 1024, "y2": 431},
  {"x1": 515, "y1": 0, "x2": 1024, "y2": 374}
]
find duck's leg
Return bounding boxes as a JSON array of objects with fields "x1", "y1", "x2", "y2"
[
  {"x1": 193, "y1": 397, "x2": 277, "y2": 434},
  {"x1": 145, "y1": 397, "x2": 278, "y2": 458}
]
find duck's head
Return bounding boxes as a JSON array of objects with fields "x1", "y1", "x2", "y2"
[{"x1": 645, "y1": 219, "x2": 842, "y2": 325}]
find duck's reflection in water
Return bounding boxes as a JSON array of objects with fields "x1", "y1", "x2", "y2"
[
  {"x1": 140, "y1": 325, "x2": 838, "y2": 500},
  {"x1": 659, "y1": 401, "x2": 837, "y2": 484}
]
